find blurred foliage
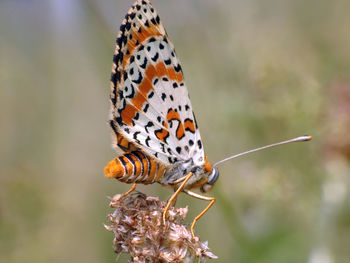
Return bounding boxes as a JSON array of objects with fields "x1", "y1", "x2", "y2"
[{"x1": 1, "y1": 0, "x2": 350, "y2": 262}]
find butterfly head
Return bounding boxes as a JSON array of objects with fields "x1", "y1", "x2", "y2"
[
  {"x1": 175, "y1": 155, "x2": 220, "y2": 193},
  {"x1": 195, "y1": 155, "x2": 219, "y2": 193},
  {"x1": 200, "y1": 165, "x2": 219, "y2": 193}
]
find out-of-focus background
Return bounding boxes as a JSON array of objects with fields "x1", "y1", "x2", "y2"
[{"x1": 1, "y1": 0, "x2": 350, "y2": 262}]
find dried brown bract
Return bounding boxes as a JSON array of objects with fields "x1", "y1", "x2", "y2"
[{"x1": 105, "y1": 192, "x2": 217, "y2": 263}]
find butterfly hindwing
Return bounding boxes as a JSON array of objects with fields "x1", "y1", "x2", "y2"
[{"x1": 110, "y1": 0, "x2": 204, "y2": 166}]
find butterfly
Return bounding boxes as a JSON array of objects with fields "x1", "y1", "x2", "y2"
[
  {"x1": 104, "y1": 0, "x2": 218, "y2": 237},
  {"x1": 104, "y1": 0, "x2": 312, "y2": 238}
]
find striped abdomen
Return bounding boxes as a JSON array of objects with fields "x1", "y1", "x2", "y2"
[{"x1": 104, "y1": 151, "x2": 167, "y2": 184}]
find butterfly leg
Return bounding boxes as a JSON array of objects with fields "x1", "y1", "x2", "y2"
[
  {"x1": 183, "y1": 190, "x2": 216, "y2": 238},
  {"x1": 169, "y1": 176, "x2": 189, "y2": 206},
  {"x1": 162, "y1": 172, "x2": 194, "y2": 225},
  {"x1": 120, "y1": 183, "x2": 137, "y2": 199}
]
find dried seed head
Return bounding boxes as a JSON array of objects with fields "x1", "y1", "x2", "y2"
[{"x1": 105, "y1": 192, "x2": 217, "y2": 262}]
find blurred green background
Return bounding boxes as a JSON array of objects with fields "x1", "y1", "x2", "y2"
[{"x1": 1, "y1": 0, "x2": 350, "y2": 262}]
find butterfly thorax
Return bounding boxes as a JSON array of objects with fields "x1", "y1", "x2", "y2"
[{"x1": 160, "y1": 155, "x2": 219, "y2": 193}]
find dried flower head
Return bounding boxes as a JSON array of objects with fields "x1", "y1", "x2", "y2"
[{"x1": 105, "y1": 192, "x2": 217, "y2": 263}]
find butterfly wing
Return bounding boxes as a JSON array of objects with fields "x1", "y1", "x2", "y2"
[{"x1": 110, "y1": 0, "x2": 205, "y2": 167}]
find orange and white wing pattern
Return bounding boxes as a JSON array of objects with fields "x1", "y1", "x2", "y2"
[{"x1": 109, "y1": 0, "x2": 205, "y2": 167}]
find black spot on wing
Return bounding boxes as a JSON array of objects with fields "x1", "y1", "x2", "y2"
[
  {"x1": 125, "y1": 21, "x2": 131, "y2": 31},
  {"x1": 164, "y1": 58, "x2": 171, "y2": 65},
  {"x1": 174, "y1": 64, "x2": 182, "y2": 72},
  {"x1": 125, "y1": 83, "x2": 135, "y2": 99},
  {"x1": 197, "y1": 140, "x2": 202, "y2": 149},
  {"x1": 161, "y1": 93, "x2": 166, "y2": 101},
  {"x1": 143, "y1": 103, "x2": 149, "y2": 113},
  {"x1": 161, "y1": 143, "x2": 166, "y2": 153},
  {"x1": 148, "y1": 91, "x2": 154, "y2": 99},
  {"x1": 145, "y1": 121, "x2": 154, "y2": 133},
  {"x1": 176, "y1": 147, "x2": 182, "y2": 154},
  {"x1": 145, "y1": 136, "x2": 151, "y2": 147},
  {"x1": 132, "y1": 71, "x2": 143, "y2": 84},
  {"x1": 140, "y1": 57, "x2": 148, "y2": 69},
  {"x1": 151, "y1": 52, "x2": 159, "y2": 62},
  {"x1": 120, "y1": 32, "x2": 127, "y2": 47},
  {"x1": 133, "y1": 131, "x2": 141, "y2": 143}
]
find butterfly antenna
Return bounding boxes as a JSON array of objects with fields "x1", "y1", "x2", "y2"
[{"x1": 213, "y1": 135, "x2": 312, "y2": 167}]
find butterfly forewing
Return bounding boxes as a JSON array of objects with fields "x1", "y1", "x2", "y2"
[{"x1": 110, "y1": 0, "x2": 205, "y2": 167}]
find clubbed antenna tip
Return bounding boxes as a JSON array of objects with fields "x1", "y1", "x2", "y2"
[{"x1": 105, "y1": 192, "x2": 217, "y2": 263}]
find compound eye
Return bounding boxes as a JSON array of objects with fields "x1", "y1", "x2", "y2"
[{"x1": 207, "y1": 167, "x2": 219, "y2": 185}]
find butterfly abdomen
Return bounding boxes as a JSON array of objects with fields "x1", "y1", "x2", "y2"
[{"x1": 104, "y1": 151, "x2": 167, "y2": 184}]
